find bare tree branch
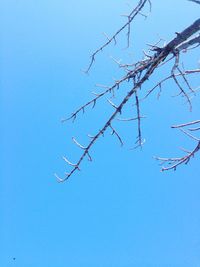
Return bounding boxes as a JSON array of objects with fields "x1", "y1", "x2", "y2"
[
  {"x1": 134, "y1": 91, "x2": 143, "y2": 148},
  {"x1": 171, "y1": 120, "x2": 200, "y2": 128},
  {"x1": 56, "y1": 2, "x2": 200, "y2": 181},
  {"x1": 156, "y1": 120, "x2": 200, "y2": 171},
  {"x1": 155, "y1": 140, "x2": 200, "y2": 171},
  {"x1": 84, "y1": 0, "x2": 150, "y2": 73}
]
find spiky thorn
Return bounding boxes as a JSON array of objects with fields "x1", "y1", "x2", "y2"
[
  {"x1": 143, "y1": 50, "x2": 153, "y2": 59},
  {"x1": 110, "y1": 125, "x2": 124, "y2": 146},
  {"x1": 102, "y1": 32, "x2": 117, "y2": 45},
  {"x1": 117, "y1": 116, "x2": 146, "y2": 122},
  {"x1": 72, "y1": 137, "x2": 92, "y2": 161},
  {"x1": 72, "y1": 137, "x2": 87, "y2": 150},
  {"x1": 62, "y1": 156, "x2": 80, "y2": 170},
  {"x1": 84, "y1": 0, "x2": 150, "y2": 73},
  {"x1": 138, "y1": 11, "x2": 148, "y2": 19},
  {"x1": 116, "y1": 61, "x2": 137, "y2": 70},
  {"x1": 110, "y1": 56, "x2": 136, "y2": 75},
  {"x1": 107, "y1": 99, "x2": 119, "y2": 110},
  {"x1": 95, "y1": 84, "x2": 110, "y2": 89}
]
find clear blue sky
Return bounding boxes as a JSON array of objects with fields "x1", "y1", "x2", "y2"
[{"x1": 1, "y1": 1, "x2": 200, "y2": 266}]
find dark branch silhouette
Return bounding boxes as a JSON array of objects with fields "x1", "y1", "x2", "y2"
[{"x1": 55, "y1": 1, "x2": 200, "y2": 182}]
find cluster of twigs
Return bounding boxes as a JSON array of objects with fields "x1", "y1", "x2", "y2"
[
  {"x1": 55, "y1": 0, "x2": 200, "y2": 182},
  {"x1": 155, "y1": 120, "x2": 200, "y2": 171}
]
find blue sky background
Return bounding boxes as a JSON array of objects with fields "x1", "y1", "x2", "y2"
[{"x1": 1, "y1": 0, "x2": 200, "y2": 266}]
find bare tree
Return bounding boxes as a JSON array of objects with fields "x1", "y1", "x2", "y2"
[{"x1": 55, "y1": 0, "x2": 200, "y2": 182}]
